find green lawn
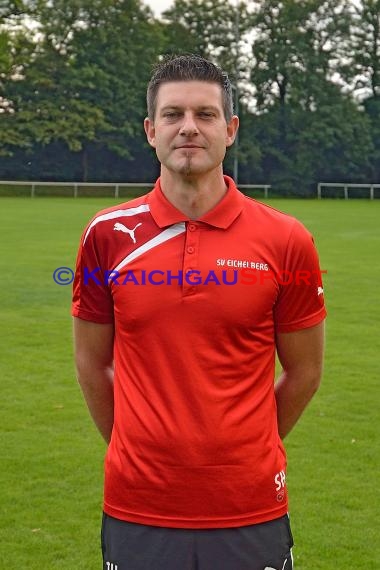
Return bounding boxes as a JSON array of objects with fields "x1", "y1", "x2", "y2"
[{"x1": 1, "y1": 197, "x2": 379, "y2": 569}]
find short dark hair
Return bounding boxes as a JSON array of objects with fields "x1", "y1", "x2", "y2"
[{"x1": 147, "y1": 54, "x2": 234, "y2": 122}]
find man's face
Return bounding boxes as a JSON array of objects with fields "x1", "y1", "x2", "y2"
[{"x1": 144, "y1": 81, "x2": 238, "y2": 178}]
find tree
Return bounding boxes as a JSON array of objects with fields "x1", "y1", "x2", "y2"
[
  {"x1": 349, "y1": 0, "x2": 380, "y2": 180},
  {"x1": 350, "y1": 0, "x2": 380, "y2": 99},
  {"x1": 0, "y1": 0, "x2": 106, "y2": 164},
  {"x1": 68, "y1": 0, "x2": 163, "y2": 164},
  {"x1": 0, "y1": 3, "x2": 36, "y2": 157},
  {"x1": 241, "y1": 0, "x2": 374, "y2": 191},
  {"x1": 0, "y1": 0, "x2": 26, "y2": 21},
  {"x1": 249, "y1": 0, "x2": 353, "y2": 110},
  {"x1": 0, "y1": 0, "x2": 163, "y2": 179},
  {"x1": 161, "y1": 0, "x2": 251, "y2": 84}
]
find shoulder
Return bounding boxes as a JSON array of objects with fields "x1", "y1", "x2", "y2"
[
  {"x1": 81, "y1": 192, "x2": 152, "y2": 245},
  {"x1": 88, "y1": 193, "x2": 151, "y2": 225},
  {"x1": 242, "y1": 195, "x2": 294, "y2": 223},
  {"x1": 241, "y1": 194, "x2": 311, "y2": 240}
]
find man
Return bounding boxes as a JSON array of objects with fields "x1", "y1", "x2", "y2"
[{"x1": 72, "y1": 54, "x2": 326, "y2": 570}]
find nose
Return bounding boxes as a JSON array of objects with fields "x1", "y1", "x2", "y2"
[{"x1": 179, "y1": 112, "x2": 199, "y2": 137}]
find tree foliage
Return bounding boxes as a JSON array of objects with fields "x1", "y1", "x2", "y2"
[
  {"x1": 162, "y1": 0, "x2": 251, "y2": 82},
  {"x1": 243, "y1": 0, "x2": 374, "y2": 192},
  {"x1": 0, "y1": 0, "x2": 378, "y2": 191},
  {"x1": 0, "y1": 0, "x2": 162, "y2": 177},
  {"x1": 350, "y1": 0, "x2": 380, "y2": 98}
]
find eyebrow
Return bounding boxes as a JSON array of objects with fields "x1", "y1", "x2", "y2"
[{"x1": 160, "y1": 105, "x2": 221, "y2": 114}]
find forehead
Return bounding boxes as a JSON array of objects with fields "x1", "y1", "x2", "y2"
[{"x1": 155, "y1": 81, "x2": 224, "y2": 111}]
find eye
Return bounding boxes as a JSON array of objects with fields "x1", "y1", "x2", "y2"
[
  {"x1": 163, "y1": 111, "x2": 180, "y2": 119},
  {"x1": 198, "y1": 111, "x2": 215, "y2": 119}
]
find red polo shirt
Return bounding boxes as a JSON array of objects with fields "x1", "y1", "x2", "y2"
[{"x1": 72, "y1": 176, "x2": 326, "y2": 528}]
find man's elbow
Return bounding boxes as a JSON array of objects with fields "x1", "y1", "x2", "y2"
[
  {"x1": 74, "y1": 359, "x2": 92, "y2": 390},
  {"x1": 74, "y1": 350, "x2": 90, "y2": 379},
  {"x1": 306, "y1": 366, "x2": 323, "y2": 398},
  {"x1": 284, "y1": 363, "x2": 323, "y2": 398},
  {"x1": 74, "y1": 353, "x2": 112, "y2": 387}
]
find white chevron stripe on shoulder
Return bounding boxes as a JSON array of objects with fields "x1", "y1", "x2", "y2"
[
  {"x1": 83, "y1": 204, "x2": 150, "y2": 244},
  {"x1": 110, "y1": 223, "x2": 186, "y2": 280}
]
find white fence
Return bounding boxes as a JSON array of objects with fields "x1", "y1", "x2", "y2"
[
  {"x1": 317, "y1": 182, "x2": 380, "y2": 199},
  {"x1": 0, "y1": 181, "x2": 154, "y2": 198},
  {"x1": 2, "y1": 180, "x2": 380, "y2": 199},
  {"x1": 0, "y1": 180, "x2": 272, "y2": 198},
  {"x1": 238, "y1": 184, "x2": 271, "y2": 199}
]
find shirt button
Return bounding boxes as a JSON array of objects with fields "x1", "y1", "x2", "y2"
[
  {"x1": 187, "y1": 246, "x2": 195, "y2": 254},
  {"x1": 188, "y1": 224, "x2": 196, "y2": 232}
]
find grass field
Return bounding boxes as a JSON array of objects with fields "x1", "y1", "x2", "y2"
[{"x1": 1, "y1": 197, "x2": 379, "y2": 569}]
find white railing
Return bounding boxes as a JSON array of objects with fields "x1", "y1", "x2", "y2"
[
  {"x1": 237, "y1": 184, "x2": 271, "y2": 198},
  {"x1": 0, "y1": 180, "x2": 154, "y2": 198},
  {"x1": 0, "y1": 181, "x2": 272, "y2": 198},
  {"x1": 317, "y1": 182, "x2": 380, "y2": 200}
]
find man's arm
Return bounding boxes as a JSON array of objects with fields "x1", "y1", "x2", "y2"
[
  {"x1": 275, "y1": 321, "x2": 325, "y2": 439},
  {"x1": 73, "y1": 317, "x2": 115, "y2": 444}
]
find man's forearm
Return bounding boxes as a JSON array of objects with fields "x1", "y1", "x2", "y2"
[
  {"x1": 275, "y1": 322, "x2": 325, "y2": 439},
  {"x1": 275, "y1": 369, "x2": 321, "y2": 439},
  {"x1": 76, "y1": 366, "x2": 114, "y2": 444}
]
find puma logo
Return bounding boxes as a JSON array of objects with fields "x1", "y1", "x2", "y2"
[
  {"x1": 264, "y1": 558, "x2": 288, "y2": 570},
  {"x1": 114, "y1": 222, "x2": 142, "y2": 244}
]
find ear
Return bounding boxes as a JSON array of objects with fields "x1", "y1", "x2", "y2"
[
  {"x1": 144, "y1": 117, "x2": 156, "y2": 148},
  {"x1": 226, "y1": 115, "x2": 239, "y2": 148}
]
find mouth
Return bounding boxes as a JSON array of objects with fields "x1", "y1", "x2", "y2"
[{"x1": 176, "y1": 145, "x2": 203, "y2": 149}]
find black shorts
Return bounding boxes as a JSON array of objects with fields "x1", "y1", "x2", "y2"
[{"x1": 101, "y1": 513, "x2": 294, "y2": 570}]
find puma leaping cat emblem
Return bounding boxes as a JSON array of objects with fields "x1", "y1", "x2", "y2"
[{"x1": 113, "y1": 222, "x2": 142, "y2": 244}]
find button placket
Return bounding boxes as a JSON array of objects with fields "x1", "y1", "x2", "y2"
[{"x1": 183, "y1": 222, "x2": 200, "y2": 296}]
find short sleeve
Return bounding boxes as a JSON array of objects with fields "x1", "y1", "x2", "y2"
[
  {"x1": 273, "y1": 220, "x2": 327, "y2": 333},
  {"x1": 72, "y1": 224, "x2": 114, "y2": 324}
]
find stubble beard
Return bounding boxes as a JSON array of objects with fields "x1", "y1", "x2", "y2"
[
  {"x1": 167, "y1": 148, "x2": 207, "y2": 177},
  {"x1": 179, "y1": 152, "x2": 193, "y2": 176}
]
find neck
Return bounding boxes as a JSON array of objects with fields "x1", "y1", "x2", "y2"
[{"x1": 159, "y1": 167, "x2": 227, "y2": 219}]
